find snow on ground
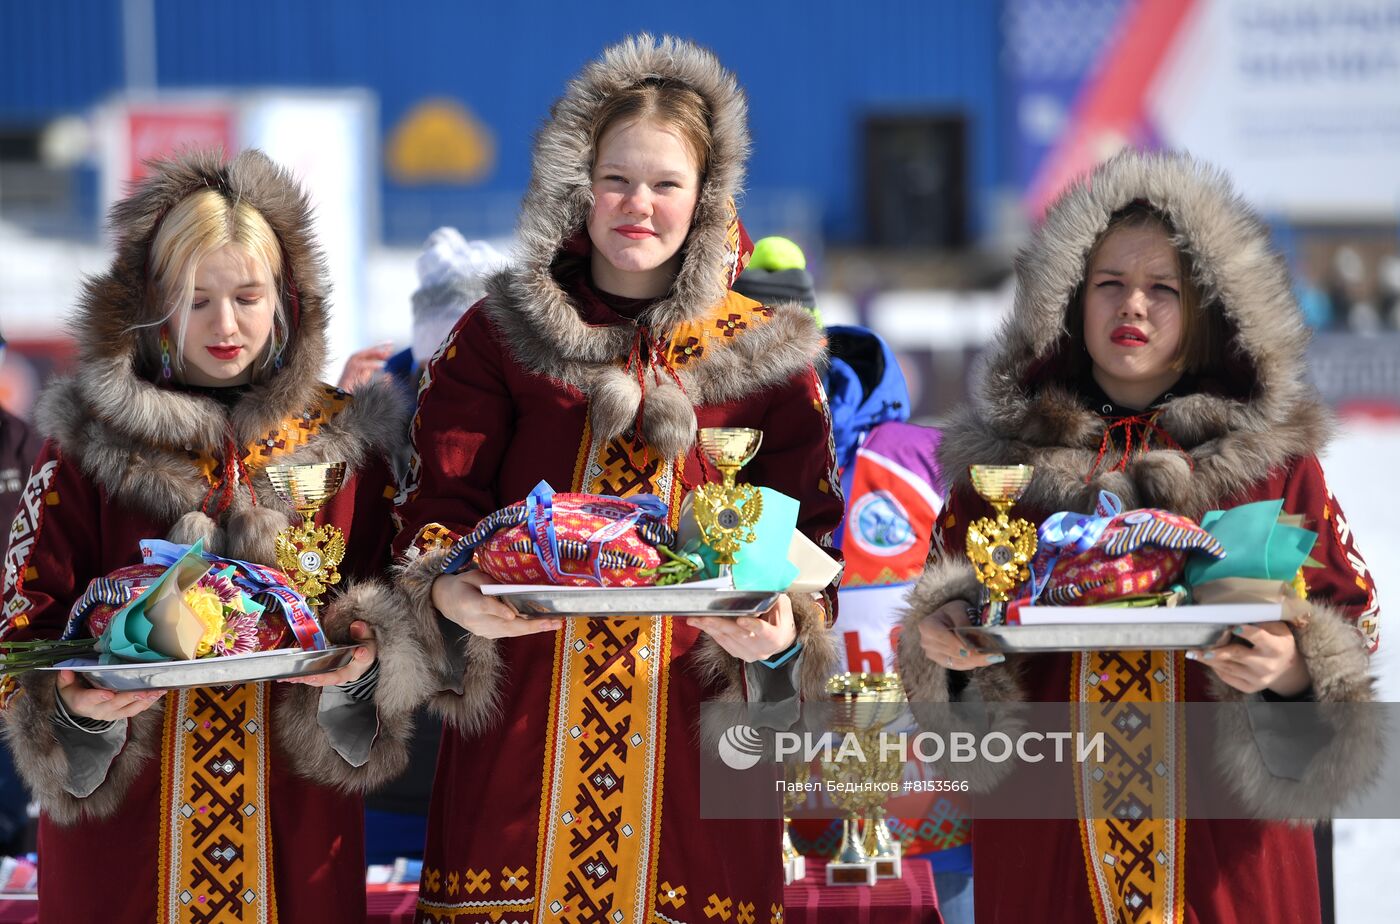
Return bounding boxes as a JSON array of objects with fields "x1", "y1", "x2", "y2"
[{"x1": 1323, "y1": 422, "x2": 1400, "y2": 923}]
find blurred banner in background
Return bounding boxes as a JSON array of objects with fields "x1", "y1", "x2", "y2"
[{"x1": 1011, "y1": 0, "x2": 1400, "y2": 220}]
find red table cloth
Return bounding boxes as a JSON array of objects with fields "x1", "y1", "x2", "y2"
[{"x1": 0, "y1": 897, "x2": 36, "y2": 924}]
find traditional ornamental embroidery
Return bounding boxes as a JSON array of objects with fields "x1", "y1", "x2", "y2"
[
  {"x1": 414, "y1": 892, "x2": 535, "y2": 924},
  {"x1": 534, "y1": 431, "x2": 679, "y2": 924},
  {"x1": 187, "y1": 386, "x2": 352, "y2": 483},
  {"x1": 157, "y1": 683, "x2": 277, "y2": 924},
  {"x1": 1315, "y1": 460, "x2": 1380, "y2": 651},
  {"x1": 1074, "y1": 650, "x2": 1185, "y2": 924},
  {"x1": 659, "y1": 292, "x2": 773, "y2": 373},
  {"x1": 1, "y1": 458, "x2": 60, "y2": 634}
]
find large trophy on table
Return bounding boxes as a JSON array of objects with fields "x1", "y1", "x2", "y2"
[
  {"x1": 965, "y1": 465, "x2": 1037, "y2": 625},
  {"x1": 823, "y1": 672, "x2": 907, "y2": 886},
  {"x1": 264, "y1": 461, "x2": 348, "y2": 609}
]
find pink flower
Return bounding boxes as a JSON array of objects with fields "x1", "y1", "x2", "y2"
[{"x1": 211, "y1": 613, "x2": 260, "y2": 656}]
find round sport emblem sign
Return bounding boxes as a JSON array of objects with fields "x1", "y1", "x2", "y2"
[{"x1": 850, "y1": 490, "x2": 916, "y2": 557}]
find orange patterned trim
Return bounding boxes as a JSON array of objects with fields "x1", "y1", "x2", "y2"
[
  {"x1": 659, "y1": 292, "x2": 774, "y2": 371},
  {"x1": 414, "y1": 523, "x2": 463, "y2": 556},
  {"x1": 1073, "y1": 650, "x2": 1185, "y2": 924},
  {"x1": 188, "y1": 385, "x2": 352, "y2": 484},
  {"x1": 157, "y1": 683, "x2": 277, "y2": 924}
]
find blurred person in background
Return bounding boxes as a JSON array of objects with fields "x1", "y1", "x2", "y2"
[
  {"x1": 0, "y1": 150, "x2": 427, "y2": 922},
  {"x1": 336, "y1": 230, "x2": 509, "y2": 399},
  {"x1": 363, "y1": 228, "x2": 507, "y2": 864},
  {"x1": 1379, "y1": 254, "x2": 1400, "y2": 331},
  {"x1": 0, "y1": 328, "x2": 42, "y2": 858},
  {"x1": 1329, "y1": 244, "x2": 1382, "y2": 334},
  {"x1": 901, "y1": 151, "x2": 1379, "y2": 922},
  {"x1": 737, "y1": 237, "x2": 971, "y2": 922}
]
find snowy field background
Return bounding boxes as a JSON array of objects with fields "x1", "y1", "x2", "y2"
[{"x1": 1324, "y1": 423, "x2": 1400, "y2": 923}]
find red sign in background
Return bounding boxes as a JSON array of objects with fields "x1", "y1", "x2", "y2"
[{"x1": 123, "y1": 106, "x2": 234, "y2": 185}]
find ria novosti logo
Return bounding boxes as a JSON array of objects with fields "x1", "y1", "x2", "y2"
[{"x1": 717, "y1": 724, "x2": 765, "y2": 770}]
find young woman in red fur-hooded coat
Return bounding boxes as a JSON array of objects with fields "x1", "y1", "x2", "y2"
[
  {"x1": 0, "y1": 149, "x2": 428, "y2": 924},
  {"x1": 393, "y1": 36, "x2": 845, "y2": 924},
  {"x1": 899, "y1": 150, "x2": 1381, "y2": 923}
]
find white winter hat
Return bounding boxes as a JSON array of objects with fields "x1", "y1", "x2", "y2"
[{"x1": 411, "y1": 228, "x2": 510, "y2": 364}]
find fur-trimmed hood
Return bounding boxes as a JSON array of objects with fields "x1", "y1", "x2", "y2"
[
  {"x1": 942, "y1": 150, "x2": 1331, "y2": 519},
  {"x1": 47, "y1": 148, "x2": 334, "y2": 455},
  {"x1": 34, "y1": 148, "x2": 408, "y2": 532},
  {"x1": 479, "y1": 34, "x2": 824, "y2": 460}
]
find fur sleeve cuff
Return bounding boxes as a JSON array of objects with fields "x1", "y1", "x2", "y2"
[
  {"x1": 274, "y1": 578, "x2": 433, "y2": 792},
  {"x1": 895, "y1": 558, "x2": 1032, "y2": 792},
  {"x1": 792, "y1": 592, "x2": 837, "y2": 701},
  {"x1": 1211, "y1": 600, "x2": 1382, "y2": 820},
  {"x1": 0, "y1": 672, "x2": 162, "y2": 825},
  {"x1": 393, "y1": 548, "x2": 505, "y2": 735},
  {"x1": 897, "y1": 558, "x2": 983, "y2": 703}
]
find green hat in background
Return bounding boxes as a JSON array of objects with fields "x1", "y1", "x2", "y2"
[{"x1": 734, "y1": 236, "x2": 821, "y2": 325}]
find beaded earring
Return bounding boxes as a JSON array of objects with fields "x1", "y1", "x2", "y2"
[{"x1": 159, "y1": 324, "x2": 173, "y2": 381}]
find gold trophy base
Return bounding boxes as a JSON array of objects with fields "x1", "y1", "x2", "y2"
[
  {"x1": 784, "y1": 855, "x2": 806, "y2": 884},
  {"x1": 826, "y1": 859, "x2": 878, "y2": 887}
]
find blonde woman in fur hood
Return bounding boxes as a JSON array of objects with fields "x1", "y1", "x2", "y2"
[
  {"x1": 899, "y1": 150, "x2": 1380, "y2": 923},
  {"x1": 393, "y1": 36, "x2": 842, "y2": 924},
  {"x1": 0, "y1": 149, "x2": 426, "y2": 923}
]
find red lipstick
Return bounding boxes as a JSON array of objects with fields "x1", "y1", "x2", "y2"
[
  {"x1": 206, "y1": 345, "x2": 243, "y2": 361},
  {"x1": 614, "y1": 225, "x2": 657, "y2": 239},
  {"x1": 1110, "y1": 325, "x2": 1149, "y2": 347}
]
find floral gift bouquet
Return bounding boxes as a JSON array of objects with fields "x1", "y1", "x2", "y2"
[{"x1": 1, "y1": 538, "x2": 325, "y2": 679}]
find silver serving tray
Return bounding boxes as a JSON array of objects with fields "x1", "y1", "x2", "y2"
[
  {"x1": 41, "y1": 645, "x2": 358, "y2": 691},
  {"x1": 954, "y1": 623, "x2": 1233, "y2": 653},
  {"x1": 496, "y1": 588, "x2": 781, "y2": 619}
]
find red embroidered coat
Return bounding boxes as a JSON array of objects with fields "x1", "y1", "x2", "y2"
[
  {"x1": 393, "y1": 38, "x2": 844, "y2": 924},
  {"x1": 898, "y1": 151, "x2": 1380, "y2": 924},
  {"x1": 0, "y1": 150, "x2": 423, "y2": 924}
]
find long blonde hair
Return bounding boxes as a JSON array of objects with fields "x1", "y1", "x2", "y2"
[{"x1": 148, "y1": 188, "x2": 287, "y2": 377}]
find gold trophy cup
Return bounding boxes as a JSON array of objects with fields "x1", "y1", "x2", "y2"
[
  {"x1": 965, "y1": 464, "x2": 1037, "y2": 625},
  {"x1": 694, "y1": 427, "x2": 764, "y2": 569},
  {"x1": 823, "y1": 672, "x2": 907, "y2": 886},
  {"x1": 857, "y1": 673, "x2": 908, "y2": 880},
  {"x1": 265, "y1": 462, "x2": 348, "y2": 609}
]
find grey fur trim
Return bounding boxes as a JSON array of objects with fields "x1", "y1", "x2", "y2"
[
  {"x1": 224, "y1": 507, "x2": 290, "y2": 567},
  {"x1": 689, "y1": 592, "x2": 836, "y2": 708},
  {"x1": 471, "y1": 35, "x2": 825, "y2": 453},
  {"x1": 791, "y1": 593, "x2": 838, "y2": 701},
  {"x1": 896, "y1": 558, "x2": 1029, "y2": 792},
  {"x1": 394, "y1": 549, "x2": 505, "y2": 735},
  {"x1": 1210, "y1": 602, "x2": 1381, "y2": 821},
  {"x1": 587, "y1": 368, "x2": 643, "y2": 445},
  {"x1": 35, "y1": 376, "x2": 409, "y2": 546},
  {"x1": 275, "y1": 579, "x2": 430, "y2": 792},
  {"x1": 511, "y1": 35, "x2": 748, "y2": 338},
  {"x1": 64, "y1": 149, "x2": 333, "y2": 451},
  {"x1": 896, "y1": 558, "x2": 984, "y2": 703},
  {"x1": 0, "y1": 673, "x2": 163, "y2": 824},
  {"x1": 941, "y1": 150, "x2": 1333, "y2": 517},
  {"x1": 167, "y1": 511, "x2": 225, "y2": 556},
  {"x1": 692, "y1": 591, "x2": 836, "y2": 753},
  {"x1": 638, "y1": 377, "x2": 697, "y2": 461}
]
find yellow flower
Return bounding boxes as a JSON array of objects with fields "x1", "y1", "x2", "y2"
[{"x1": 183, "y1": 586, "x2": 227, "y2": 657}]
